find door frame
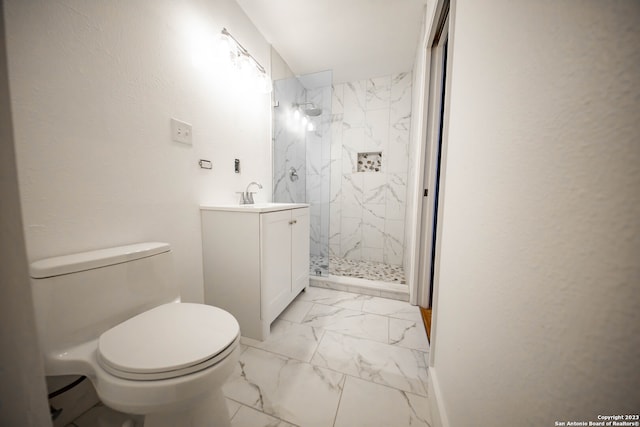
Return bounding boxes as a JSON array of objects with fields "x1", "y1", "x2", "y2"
[
  {"x1": 410, "y1": 0, "x2": 450, "y2": 310},
  {"x1": 417, "y1": 3, "x2": 450, "y2": 310}
]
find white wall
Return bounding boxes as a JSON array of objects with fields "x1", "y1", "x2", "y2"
[
  {"x1": 0, "y1": 4, "x2": 51, "y2": 425},
  {"x1": 4, "y1": 0, "x2": 273, "y2": 302},
  {"x1": 431, "y1": 0, "x2": 640, "y2": 425},
  {"x1": 270, "y1": 48, "x2": 294, "y2": 82}
]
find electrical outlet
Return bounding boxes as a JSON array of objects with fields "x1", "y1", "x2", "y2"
[{"x1": 171, "y1": 118, "x2": 192, "y2": 145}]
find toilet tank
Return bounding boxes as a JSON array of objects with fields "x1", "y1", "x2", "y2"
[{"x1": 30, "y1": 242, "x2": 180, "y2": 360}]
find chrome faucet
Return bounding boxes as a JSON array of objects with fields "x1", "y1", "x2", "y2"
[{"x1": 239, "y1": 181, "x2": 263, "y2": 204}]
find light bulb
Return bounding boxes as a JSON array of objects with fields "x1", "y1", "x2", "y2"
[
  {"x1": 293, "y1": 109, "x2": 301, "y2": 120},
  {"x1": 237, "y1": 54, "x2": 255, "y2": 82},
  {"x1": 307, "y1": 121, "x2": 315, "y2": 131},
  {"x1": 302, "y1": 116, "x2": 308, "y2": 126},
  {"x1": 215, "y1": 33, "x2": 237, "y2": 64},
  {"x1": 256, "y1": 71, "x2": 273, "y2": 93}
]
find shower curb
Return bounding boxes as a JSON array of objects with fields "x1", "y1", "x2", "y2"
[{"x1": 309, "y1": 275, "x2": 409, "y2": 302}]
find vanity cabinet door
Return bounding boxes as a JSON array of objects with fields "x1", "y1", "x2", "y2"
[
  {"x1": 260, "y1": 210, "x2": 293, "y2": 323},
  {"x1": 291, "y1": 208, "x2": 310, "y2": 294}
]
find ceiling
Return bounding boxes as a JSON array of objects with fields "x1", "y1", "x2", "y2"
[{"x1": 235, "y1": 0, "x2": 428, "y2": 83}]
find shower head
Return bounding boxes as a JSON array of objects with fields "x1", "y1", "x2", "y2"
[
  {"x1": 294, "y1": 102, "x2": 323, "y2": 117},
  {"x1": 304, "y1": 106, "x2": 322, "y2": 116}
]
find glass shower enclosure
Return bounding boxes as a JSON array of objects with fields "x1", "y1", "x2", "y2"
[{"x1": 272, "y1": 70, "x2": 332, "y2": 277}]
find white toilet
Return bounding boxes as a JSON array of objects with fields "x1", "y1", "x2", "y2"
[{"x1": 30, "y1": 242, "x2": 240, "y2": 427}]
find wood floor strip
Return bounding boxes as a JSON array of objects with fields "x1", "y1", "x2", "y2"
[{"x1": 420, "y1": 307, "x2": 432, "y2": 343}]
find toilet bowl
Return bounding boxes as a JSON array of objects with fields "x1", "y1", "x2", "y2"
[{"x1": 30, "y1": 242, "x2": 240, "y2": 427}]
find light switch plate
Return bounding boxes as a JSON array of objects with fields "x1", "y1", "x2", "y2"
[{"x1": 171, "y1": 118, "x2": 192, "y2": 145}]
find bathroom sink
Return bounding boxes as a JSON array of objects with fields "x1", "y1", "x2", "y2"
[{"x1": 200, "y1": 202, "x2": 309, "y2": 213}]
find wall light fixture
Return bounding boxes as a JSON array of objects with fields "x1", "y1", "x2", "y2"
[{"x1": 219, "y1": 28, "x2": 272, "y2": 93}]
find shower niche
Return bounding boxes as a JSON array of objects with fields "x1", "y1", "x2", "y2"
[{"x1": 357, "y1": 151, "x2": 382, "y2": 172}]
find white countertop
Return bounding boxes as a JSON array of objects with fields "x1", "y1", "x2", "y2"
[{"x1": 200, "y1": 202, "x2": 310, "y2": 213}]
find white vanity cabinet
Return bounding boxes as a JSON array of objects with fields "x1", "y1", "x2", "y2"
[{"x1": 200, "y1": 203, "x2": 310, "y2": 341}]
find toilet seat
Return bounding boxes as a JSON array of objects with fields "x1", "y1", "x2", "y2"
[{"x1": 97, "y1": 303, "x2": 240, "y2": 381}]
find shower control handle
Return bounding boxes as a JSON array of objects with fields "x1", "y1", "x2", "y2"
[{"x1": 289, "y1": 167, "x2": 299, "y2": 182}]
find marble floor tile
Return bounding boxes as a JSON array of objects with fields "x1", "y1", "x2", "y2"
[
  {"x1": 310, "y1": 330, "x2": 428, "y2": 396},
  {"x1": 241, "y1": 319, "x2": 324, "y2": 362},
  {"x1": 223, "y1": 346, "x2": 345, "y2": 427},
  {"x1": 334, "y1": 376, "x2": 432, "y2": 427},
  {"x1": 361, "y1": 295, "x2": 422, "y2": 322},
  {"x1": 277, "y1": 299, "x2": 314, "y2": 323},
  {"x1": 296, "y1": 286, "x2": 370, "y2": 311},
  {"x1": 231, "y1": 405, "x2": 297, "y2": 427},
  {"x1": 70, "y1": 404, "x2": 142, "y2": 427},
  {"x1": 226, "y1": 398, "x2": 242, "y2": 419},
  {"x1": 301, "y1": 303, "x2": 389, "y2": 343},
  {"x1": 389, "y1": 318, "x2": 430, "y2": 352}
]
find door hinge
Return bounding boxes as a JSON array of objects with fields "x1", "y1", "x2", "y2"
[{"x1": 424, "y1": 189, "x2": 429, "y2": 197}]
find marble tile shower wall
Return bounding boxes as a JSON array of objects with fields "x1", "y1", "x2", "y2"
[{"x1": 330, "y1": 73, "x2": 412, "y2": 266}]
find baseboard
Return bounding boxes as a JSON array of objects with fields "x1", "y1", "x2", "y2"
[{"x1": 428, "y1": 368, "x2": 450, "y2": 427}]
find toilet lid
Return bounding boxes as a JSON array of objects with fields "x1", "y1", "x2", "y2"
[{"x1": 98, "y1": 303, "x2": 239, "y2": 380}]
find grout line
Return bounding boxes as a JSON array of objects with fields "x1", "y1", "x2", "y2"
[
  {"x1": 225, "y1": 397, "x2": 242, "y2": 420},
  {"x1": 334, "y1": 370, "x2": 430, "y2": 400},
  {"x1": 240, "y1": 332, "x2": 321, "y2": 365},
  {"x1": 331, "y1": 374, "x2": 347, "y2": 427},
  {"x1": 308, "y1": 327, "x2": 326, "y2": 364},
  {"x1": 299, "y1": 299, "x2": 314, "y2": 321},
  {"x1": 227, "y1": 397, "x2": 301, "y2": 427},
  {"x1": 67, "y1": 402, "x2": 104, "y2": 427},
  {"x1": 305, "y1": 295, "x2": 418, "y2": 321}
]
